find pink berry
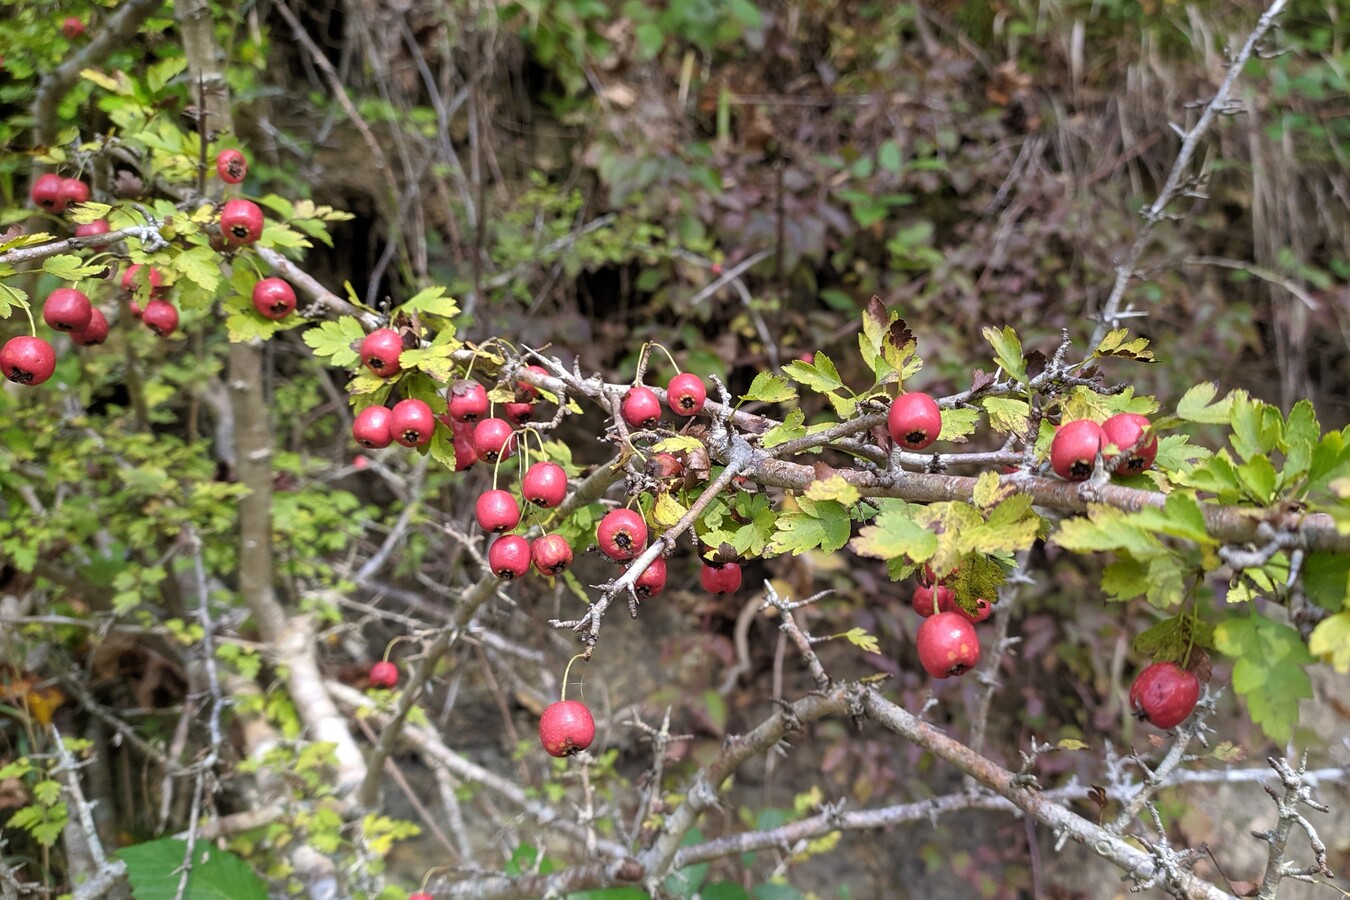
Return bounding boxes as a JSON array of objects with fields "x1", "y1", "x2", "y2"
[
  {"x1": 70, "y1": 308, "x2": 109, "y2": 346},
  {"x1": 473, "y1": 418, "x2": 516, "y2": 463},
  {"x1": 888, "y1": 392, "x2": 942, "y2": 451},
  {"x1": 359, "y1": 328, "x2": 403, "y2": 377},
  {"x1": 216, "y1": 149, "x2": 247, "y2": 185},
  {"x1": 251, "y1": 277, "x2": 296, "y2": 320},
  {"x1": 368, "y1": 661, "x2": 399, "y2": 689},
  {"x1": 30, "y1": 173, "x2": 67, "y2": 213},
  {"x1": 621, "y1": 385, "x2": 662, "y2": 429},
  {"x1": 538, "y1": 700, "x2": 595, "y2": 758},
  {"x1": 700, "y1": 561, "x2": 742, "y2": 594},
  {"x1": 352, "y1": 406, "x2": 395, "y2": 449},
  {"x1": 916, "y1": 611, "x2": 980, "y2": 678},
  {"x1": 531, "y1": 534, "x2": 573, "y2": 576},
  {"x1": 42, "y1": 287, "x2": 93, "y2": 332},
  {"x1": 667, "y1": 372, "x2": 707, "y2": 416},
  {"x1": 475, "y1": 489, "x2": 521, "y2": 533},
  {"x1": 488, "y1": 534, "x2": 531, "y2": 579},
  {"x1": 390, "y1": 398, "x2": 435, "y2": 447},
  {"x1": 141, "y1": 300, "x2": 179, "y2": 337},
  {"x1": 630, "y1": 557, "x2": 667, "y2": 598},
  {"x1": 1, "y1": 336, "x2": 58, "y2": 386},
  {"x1": 447, "y1": 380, "x2": 489, "y2": 422},
  {"x1": 75, "y1": 220, "x2": 110, "y2": 237},
  {"x1": 220, "y1": 198, "x2": 264, "y2": 246},
  {"x1": 1050, "y1": 419, "x2": 1106, "y2": 481},
  {"x1": 522, "y1": 461, "x2": 568, "y2": 508},
  {"x1": 1102, "y1": 413, "x2": 1158, "y2": 475}
]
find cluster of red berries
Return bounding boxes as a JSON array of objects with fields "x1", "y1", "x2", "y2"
[
  {"x1": 29, "y1": 173, "x2": 91, "y2": 215},
  {"x1": 910, "y1": 569, "x2": 988, "y2": 679},
  {"x1": 1050, "y1": 413, "x2": 1158, "y2": 481}
]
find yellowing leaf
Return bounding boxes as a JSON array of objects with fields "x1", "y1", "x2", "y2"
[
  {"x1": 805, "y1": 476, "x2": 860, "y2": 507},
  {"x1": 836, "y1": 627, "x2": 880, "y2": 655},
  {"x1": 1056, "y1": 738, "x2": 1089, "y2": 751},
  {"x1": 1308, "y1": 612, "x2": 1350, "y2": 673},
  {"x1": 653, "y1": 492, "x2": 688, "y2": 528}
]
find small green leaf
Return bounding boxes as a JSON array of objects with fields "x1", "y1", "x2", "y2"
[
  {"x1": 936, "y1": 406, "x2": 980, "y2": 443},
  {"x1": 804, "y1": 476, "x2": 860, "y2": 507},
  {"x1": 117, "y1": 838, "x2": 268, "y2": 900},
  {"x1": 836, "y1": 627, "x2": 881, "y2": 654},
  {"x1": 1093, "y1": 328, "x2": 1154, "y2": 362},
  {"x1": 783, "y1": 353, "x2": 845, "y2": 393},
  {"x1": 981, "y1": 397, "x2": 1029, "y2": 434},
  {"x1": 42, "y1": 254, "x2": 105, "y2": 281},
  {"x1": 982, "y1": 325, "x2": 1027, "y2": 383},
  {"x1": 761, "y1": 409, "x2": 807, "y2": 448},
  {"x1": 850, "y1": 503, "x2": 937, "y2": 564},
  {"x1": 1176, "y1": 382, "x2": 1232, "y2": 424},
  {"x1": 302, "y1": 316, "x2": 365, "y2": 366},
  {"x1": 1301, "y1": 552, "x2": 1350, "y2": 610},
  {"x1": 652, "y1": 435, "x2": 705, "y2": 454},
  {"x1": 772, "y1": 498, "x2": 852, "y2": 555},
  {"x1": 1214, "y1": 617, "x2": 1314, "y2": 744},
  {"x1": 741, "y1": 371, "x2": 796, "y2": 404}
]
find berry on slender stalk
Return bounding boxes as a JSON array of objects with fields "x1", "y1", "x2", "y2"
[
  {"x1": 531, "y1": 534, "x2": 573, "y2": 576},
  {"x1": 1050, "y1": 419, "x2": 1106, "y2": 481},
  {"x1": 667, "y1": 372, "x2": 707, "y2": 416},
  {"x1": 522, "y1": 461, "x2": 568, "y2": 508},
  {"x1": 141, "y1": 300, "x2": 179, "y2": 337},
  {"x1": 473, "y1": 417, "x2": 516, "y2": 462},
  {"x1": 597, "y1": 508, "x2": 648, "y2": 561},
  {"x1": 888, "y1": 392, "x2": 942, "y2": 451},
  {"x1": 219, "y1": 198, "x2": 265, "y2": 246},
  {"x1": 75, "y1": 220, "x2": 109, "y2": 237},
  {"x1": 1, "y1": 336, "x2": 57, "y2": 386},
  {"x1": 71, "y1": 309, "x2": 109, "y2": 346},
  {"x1": 352, "y1": 405, "x2": 395, "y2": 449},
  {"x1": 700, "y1": 561, "x2": 742, "y2": 594},
  {"x1": 1102, "y1": 412, "x2": 1158, "y2": 475},
  {"x1": 916, "y1": 611, "x2": 980, "y2": 678},
  {"x1": 488, "y1": 534, "x2": 531, "y2": 579},
  {"x1": 390, "y1": 398, "x2": 435, "y2": 447},
  {"x1": 621, "y1": 385, "x2": 662, "y2": 429},
  {"x1": 538, "y1": 699, "x2": 595, "y2": 758},
  {"x1": 216, "y1": 148, "x2": 247, "y2": 184},
  {"x1": 368, "y1": 661, "x2": 399, "y2": 689},
  {"x1": 30, "y1": 173, "x2": 67, "y2": 213},
  {"x1": 42, "y1": 288, "x2": 93, "y2": 332},
  {"x1": 911, "y1": 584, "x2": 955, "y2": 618},
  {"x1": 630, "y1": 556, "x2": 667, "y2": 598},
  {"x1": 1129, "y1": 661, "x2": 1200, "y2": 729},
  {"x1": 475, "y1": 489, "x2": 521, "y2": 533},
  {"x1": 359, "y1": 328, "x2": 403, "y2": 377},
  {"x1": 447, "y1": 379, "x2": 489, "y2": 422},
  {"x1": 251, "y1": 277, "x2": 296, "y2": 320}
]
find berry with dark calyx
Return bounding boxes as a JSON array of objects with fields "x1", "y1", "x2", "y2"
[
  {"x1": 646, "y1": 451, "x2": 684, "y2": 481},
  {"x1": 447, "y1": 379, "x2": 489, "y2": 422},
  {"x1": 74, "y1": 220, "x2": 110, "y2": 237},
  {"x1": 220, "y1": 198, "x2": 265, "y2": 246},
  {"x1": 503, "y1": 401, "x2": 536, "y2": 424},
  {"x1": 216, "y1": 148, "x2": 247, "y2": 184},
  {"x1": 251, "y1": 277, "x2": 296, "y2": 320},
  {"x1": 522, "y1": 461, "x2": 568, "y2": 508},
  {"x1": 62, "y1": 17, "x2": 84, "y2": 39},
  {"x1": 916, "y1": 611, "x2": 980, "y2": 678},
  {"x1": 1102, "y1": 412, "x2": 1158, "y2": 476},
  {"x1": 630, "y1": 556, "x2": 667, "y2": 598},
  {"x1": 359, "y1": 328, "x2": 403, "y2": 377},
  {"x1": 597, "y1": 508, "x2": 648, "y2": 561},
  {"x1": 141, "y1": 300, "x2": 179, "y2": 337},
  {"x1": 488, "y1": 534, "x2": 531, "y2": 579},
  {"x1": 352, "y1": 405, "x2": 395, "y2": 449},
  {"x1": 621, "y1": 385, "x2": 662, "y2": 429},
  {"x1": 390, "y1": 398, "x2": 435, "y2": 447},
  {"x1": 121, "y1": 263, "x2": 164, "y2": 294},
  {"x1": 700, "y1": 561, "x2": 742, "y2": 594},
  {"x1": 70, "y1": 308, "x2": 109, "y2": 346},
  {"x1": 2, "y1": 336, "x2": 58, "y2": 386},
  {"x1": 888, "y1": 391, "x2": 942, "y2": 451},
  {"x1": 911, "y1": 583, "x2": 955, "y2": 618},
  {"x1": 60, "y1": 179, "x2": 90, "y2": 207},
  {"x1": 1129, "y1": 661, "x2": 1200, "y2": 729},
  {"x1": 30, "y1": 173, "x2": 67, "y2": 213},
  {"x1": 368, "y1": 661, "x2": 399, "y2": 689},
  {"x1": 516, "y1": 364, "x2": 549, "y2": 402},
  {"x1": 1050, "y1": 419, "x2": 1106, "y2": 481},
  {"x1": 475, "y1": 489, "x2": 521, "y2": 533},
  {"x1": 539, "y1": 700, "x2": 595, "y2": 758},
  {"x1": 667, "y1": 372, "x2": 707, "y2": 416},
  {"x1": 531, "y1": 534, "x2": 573, "y2": 576},
  {"x1": 451, "y1": 420, "x2": 478, "y2": 470},
  {"x1": 42, "y1": 288, "x2": 93, "y2": 332},
  {"x1": 473, "y1": 417, "x2": 516, "y2": 462}
]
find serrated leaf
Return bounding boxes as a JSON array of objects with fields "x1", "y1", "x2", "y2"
[
  {"x1": 1133, "y1": 615, "x2": 1214, "y2": 661},
  {"x1": 41, "y1": 254, "x2": 105, "y2": 281},
  {"x1": 653, "y1": 492, "x2": 688, "y2": 528},
  {"x1": 971, "y1": 471, "x2": 1011, "y2": 509},
  {"x1": 772, "y1": 499, "x2": 852, "y2": 555},
  {"x1": 225, "y1": 310, "x2": 282, "y2": 343},
  {"x1": 881, "y1": 318, "x2": 917, "y2": 377},
  {"x1": 804, "y1": 476, "x2": 860, "y2": 506},
  {"x1": 825, "y1": 391, "x2": 857, "y2": 418},
  {"x1": 402, "y1": 286, "x2": 460, "y2": 319},
  {"x1": 1051, "y1": 505, "x2": 1156, "y2": 556},
  {"x1": 981, "y1": 397, "x2": 1029, "y2": 434},
  {"x1": 117, "y1": 838, "x2": 268, "y2": 900},
  {"x1": 741, "y1": 371, "x2": 796, "y2": 404},
  {"x1": 1214, "y1": 617, "x2": 1314, "y2": 744},
  {"x1": 0, "y1": 282, "x2": 30, "y2": 317},
  {"x1": 935, "y1": 406, "x2": 979, "y2": 443},
  {"x1": 837, "y1": 627, "x2": 880, "y2": 654},
  {"x1": 1236, "y1": 456, "x2": 1278, "y2": 504},
  {"x1": 302, "y1": 317, "x2": 365, "y2": 366},
  {"x1": 761, "y1": 408, "x2": 807, "y2": 448},
  {"x1": 1230, "y1": 392, "x2": 1281, "y2": 463},
  {"x1": 783, "y1": 353, "x2": 844, "y2": 393},
  {"x1": 1176, "y1": 382, "x2": 1232, "y2": 424},
  {"x1": 1093, "y1": 328, "x2": 1154, "y2": 362},
  {"x1": 850, "y1": 505, "x2": 937, "y2": 564},
  {"x1": 1308, "y1": 612, "x2": 1350, "y2": 673},
  {"x1": 401, "y1": 346, "x2": 457, "y2": 382},
  {"x1": 175, "y1": 245, "x2": 222, "y2": 293},
  {"x1": 68, "y1": 201, "x2": 112, "y2": 224},
  {"x1": 652, "y1": 436, "x2": 705, "y2": 454},
  {"x1": 982, "y1": 325, "x2": 1027, "y2": 383},
  {"x1": 259, "y1": 221, "x2": 312, "y2": 250},
  {"x1": 1124, "y1": 494, "x2": 1213, "y2": 545},
  {"x1": 1175, "y1": 451, "x2": 1241, "y2": 498}
]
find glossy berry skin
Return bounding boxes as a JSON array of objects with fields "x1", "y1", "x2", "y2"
[
  {"x1": 1102, "y1": 413, "x2": 1158, "y2": 475},
  {"x1": 522, "y1": 461, "x2": 568, "y2": 508},
  {"x1": 630, "y1": 556, "x2": 667, "y2": 598},
  {"x1": 621, "y1": 385, "x2": 662, "y2": 429},
  {"x1": 1129, "y1": 662, "x2": 1200, "y2": 729},
  {"x1": 359, "y1": 328, "x2": 403, "y2": 377},
  {"x1": 488, "y1": 535, "x2": 531, "y2": 579},
  {"x1": 911, "y1": 584, "x2": 955, "y2": 618},
  {"x1": 121, "y1": 263, "x2": 164, "y2": 294},
  {"x1": 916, "y1": 611, "x2": 980, "y2": 678},
  {"x1": 216, "y1": 148, "x2": 247, "y2": 184},
  {"x1": 141, "y1": 300, "x2": 179, "y2": 337},
  {"x1": 700, "y1": 562, "x2": 742, "y2": 594},
  {"x1": 220, "y1": 198, "x2": 264, "y2": 246},
  {"x1": 71, "y1": 308, "x2": 109, "y2": 346},
  {"x1": 667, "y1": 372, "x2": 707, "y2": 416},
  {"x1": 1050, "y1": 419, "x2": 1106, "y2": 481},
  {"x1": 958, "y1": 598, "x2": 994, "y2": 624},
  {"x1": 447, "y1": 379, "x2": 489, "y2": 422},
  {"x1": 42, "y1": 288, "x2": 93, "y2": 332},
  {"x1": 473, "y1": 417, "x2": 516, "y2": 462},
  {"x1": 390, "y1": 398, "x2": 435, "y2": 447},
  {"x1": 451, "y1": 420, "x2": 478, "y2": 471},
  {"x1": 597, "y1": 508, "x2": 648, "y2": 561},
  {"x1": 368, "y1": 661, "x2": 399, "y2": 689},
  {"x1": 30, "y1": 173, "x2": 67, "y2": 213},
  {"x1": 251, "y1": 277, "x2": 296, "y2": 320},
  {"x1": 60, "y1": 179, "x2": 90, "y2": 206},
  {"x1": 352, "y1": 405, "x2": 395, "y2": 449},
  {"x1": 531, "y1": 534, "x2": 573, "y2": 576},
  {"x1": 75, "y1": 219, "x2": 110, "y2": 237},
  {"x1": 888, "y1": 392, "x2": 942, "y2": 451},
  {"x1": 62, "y1": 17, "x2": 84, "y2": 39},
  {"x1": 475, "y1": 489, "x2": 521, "y2": 533},
  {"x1": 539, "y1": 700, "x2": 595, "y2": 758},
  {"x1": 1, "y1": 336, "x2": 57, "y2": 386},
  {"x1": 503, "y1": 401, "x2": 536, "y2": 424}
]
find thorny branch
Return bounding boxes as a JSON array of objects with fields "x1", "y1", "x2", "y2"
[{"x1": 1255, "y1": 754, "x2": 1335, "y2": 899}]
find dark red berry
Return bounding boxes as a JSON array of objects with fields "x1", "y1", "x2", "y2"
[
  {"x1": 141, "y1": 300, "x2": 179, "y2": 337},
  {"x1": 1, "y1": 336, "x2": 57, "y2": 386},
  {"x1": 447, "y1": 380, "x2": 489, "y2": 422},
  {"x1": 473, "y1": 417, "x2": 516, "y2": 463},
  {"x1": 220, "y1": 198, "x2": 264, "y2": 246},
  {"x1": 216, "y1": 149, "x2": 247, "y2": 185},
  {"x1": 451, "y1": 420, "x2": 478, "y2": 470},
  {"x1": 475, "y1": 489, "x2": 521, "y2": 533},
  {"x1": 368, "y1": 661, "x2": 399, "y2": 689},
  {"x1": 503, "y1": 401, "x2": 535, "y2": 424},
  {"x1": 916, "y1": 611, "x2": 980, "y2": 678},
  {"x1": 700, "y1": 561, "x2": 742, "y2": 594},
  {"x1": 488, "y1": 534, "x2": 531, "y2": 579},
  {"x1": 646, "y1": 451, "x2": 684, "y2": 481},
  {"x1": 121, "y1": 264, "x2": 164, "y2": 294},
  {"x1": 667, "y1": 372, "x2": 707, "y2": 416},
  {"x1": 390, "y1": 398, "x2": 435, "y2": 447},
  {"x1": 911, "y1": 584, "x2": 955, "y2": 618},
  {"x1": 251, "y1": 277, "x2": 296, "y2": 320},
  {"x1": 1102, "y1": 413, "x2": 1158, "y2": 475},
  {"x1": 888, "y1": 392, "x2": 942, "y2": 451},
  {"x1": 30, "y1": 174, "x2": 66, "y2": 213},
  {"x1": 621, "y1": 385, "x2": 662, "y2": 429},
  {"x1": 597, "y1": 508, "x2": 648, "y2": 561},
  {"x1": 539, "y1": 700, "x2": 595, "y2": 757},
  {"x1": 1050, "y1": 419, "x2": 1106, "y2": 481},
  {"x1": 359, "y1": 328, "x2": 403, "y2": 377},
  {"x1": 59, "y1": 179, "x2": 90, "y2": 207},
  {"x1": 630, "y1": 556, "x2": 667, "y2": 598},
  {"x1": 1129, "y1": 662, "x2": 1200, "y2": 729},
  {"x1": 70, "y1": 308, "x2": 109, "y2": 346},
  {"x1": 522, "y1": 461, "x2": 568, "y2": 508},
  {"x1": 74, "y1": 220, "x2": 110, "y2": 237},
  {"x1": 42, "y1": 287, "x2": 93, "y2": 332},
  {"x1": 61, "y1": 17, "x2": 84, "y2": 39},
  {"x1": 531, "y1": 534, "x2": 573, "y2": 576},
  {"x1": 352, "y1": 406, "x2": 394, "y2": 449}
]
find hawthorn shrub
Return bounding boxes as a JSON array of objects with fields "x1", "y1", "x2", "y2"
[{"x1": 0, "y1": 0, "x2": 1347, "y2": 898}]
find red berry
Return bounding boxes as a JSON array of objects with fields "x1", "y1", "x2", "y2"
[
  {"x1": 646, "y1": 451, "x2": 684, "y2": 481},
  {"x1": 359, "y1": 328, "x2": 403, "y2": 377},
  {"x1": 488, "y1": 534, "x2": 531, "y2": 579},
  {"x1": 630, "y1": 556, "x2": 667, "y2": 598},
  {"x1": 120, "y1": 264, "x2": 164, "y2": 294},
  {"x1": 597, "y1": 508, "x2": 648, "y2": 561},
  {"x1": 141, "y1": 300, "x2": 179, "y2": 337},
  {"x1": 522, "y1": 461, "x2": 568, "y2": 508},
  {"x1": 42, "y1": 288, "x2": 93, "y2": 332},
  {"x1": 220, "y1": 198, "x2": 264, "y2": 246},
  {"x1": 475, "y1": 489, "x2": 521, "y2": 533},
  {"x1": 409, "y1": 894, "x2": 433, "y2": 900},
  {"x1": 516, "y1": 364, "x2": 549, "y2": 402},
  {"x1": 30, "y1": 173, "x2": 66, "y2": 213},
  {"x1": 1129, "y1": 661, "x2": 1200, "y2": 729},
  {"x1": 1050, "y1": 419, "x2": 1106, "y2": 481},
  {"x1": 1, "y1": 336, "x2": 57, "y2": 386},
  {"x1": 958, "y1": 598, "x2": 993, "y2": 624},
  {"x1": 888, "y1": 392, "x2": 942, "y2": 451},
  {"x1": 621, "y1": 385, "x2": 662, "y2": 429},
  {"x1": 531, "y1": 534, "x2": 573, "y2": 576},
  {"x1": 911, "y1": 584, "x2": 955, "y2": 618},
  {"x1": 667, "y1": 372, "x2": 707, "y2": 416},
  {"x1": 352, "y1": 405, "x2": 394, "y2": 449},
  {"x1": 447, "y1": 379, "x2": 489, "y2": 422},
  {"x1": 473, "y1": 417, "x2": 516, "y2": 463},
  {"x1": 70, "y1": 308, "x2": 109, "y2": 346},
  {"x1": 74, "y1": 219, "x2": 110, "y2": 237},
  {"x1": 1102, "y1": 413, "x2": 1158, "y2": 476},
  {"x1": 61, "y1": 17, "x2": 84, "y2": 39},
  {"x1": 215, "y1": 148, "x2": 247, "y2": 184},
  {"x1": 538, "y1": 700, "x2": 595, "y2": 758},
  {"x1": 390, "y1": 398, "x2": 435, "y2": 447},
  {"x1": 700, "y1": 561, "x2": 742, "y2": 594},
  {"x1": 59, "y1": 179, "x2": 90, "y2": 207},
  {"x1": 368, "y1": 661, "x2": 399, "y2": 689},
  {"x1": 451, "y1": 420, "x2": 478, "y2": 470},
  {"x1": 916, "y1": 611, "x2": 980, "y2": 678},
  {"x1": 251, "y1": 277, "x2": 296, "y2": 320},
  {"x1": 502, "y1": 401, "x2": 536, "y2": 424}
]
